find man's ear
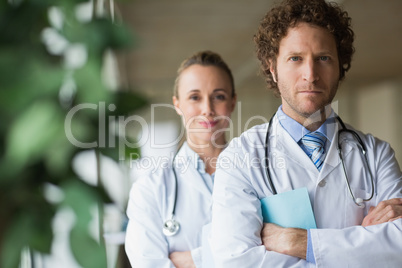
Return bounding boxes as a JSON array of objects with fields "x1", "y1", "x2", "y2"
[
  {"x1": 172, "y1": 96, "x2": 182, "y2": 115},
  {"x1": 268, "y1": 59, "x2": 277, "y2": 83}
]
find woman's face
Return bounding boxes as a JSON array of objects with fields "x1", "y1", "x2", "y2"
[{"x1": 173, "y1": 64, "x2": 236, "y2": 148}]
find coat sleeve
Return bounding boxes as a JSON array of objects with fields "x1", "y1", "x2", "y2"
[
  {"x1": 310, "y1": 136, "x2": 402, "y2": 268},
  {"x1": 125, "y1": 175, "x2": 175, "y2": 268},
  {"x1": 210, "y1": 139, "x2": 313, "y2": 268}
]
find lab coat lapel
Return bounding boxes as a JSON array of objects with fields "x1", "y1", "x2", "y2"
[
  {"x1": 319, "y1": 120, "x2": 353, "y2": 180},
  {"x1": 176, "y1": 143, "x2": 212, "y2": 198},
  {"x1": 186, "y1": 165, "x2": 212, "y2": 197},
  {"x1": 272, "y1": 118, "x2": 319, "y2": 176}
]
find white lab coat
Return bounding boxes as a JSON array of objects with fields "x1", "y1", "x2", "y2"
[
  {"x1": 125, "y1": 142, "x2": 213, "y2": 268},
  {"x1": 211, "y1": 114, "x2": 402, "y2": 268}
]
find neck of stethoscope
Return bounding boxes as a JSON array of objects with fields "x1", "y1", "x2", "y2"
[
  {"x1": 265, "y1": 113, "x2": 374, "y2": 207},
  {"x1": 335, "y1": 117, "x2": 374, "y2": 206},
  {"x1": 164, "y1": 142, "x2": 224, "y2": 236},
  {"x1": 162, "y1": 149, "x2": 182, "y2": 236},
  {"x1": 170, "y1": 141, "x2": 225, "y2": 215},
  {"x1": 171, "y1": 151, "x2": 181, "y2": 216},
  {"x1": 265, "y1": 114, "x2": 278, "y2": 195},
  {"x1": 264, "y1": 113, "x2": 346, "y2": 195}
]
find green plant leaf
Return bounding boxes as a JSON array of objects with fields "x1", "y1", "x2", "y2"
[
  {"x1": 5, "y1": 100, "x2": 65, "y2": 170},
  {"x1": 0, "y1": 1, "x2": 49, "y2": 46},
  {"x1": 74, "y1": 58, "x2": 112, "y2": 104},
  {"x1": 0, "y1": 213, "x2": 32, "y2": 268},
  {"x1": 0, "y1": 207, "x2": 53, "y2": 268},
  {"x1": 26, "y1": 203, "x2": 54, "y2": 253},
  {"x1": 70, "y1": 226, "x2": 107, "y2": 268},
  {"x1": 0, "y1": 0, "x2": 146, "y2": 265},
  {"x1": 62, "y1": 180, "x2": 107, "y2": 268},
  {"x1": 0, "y1": 51, "x2": 64, "y2": 115},
  {"x1": 112, "y1": 90, "x2": 148, "y2": 116},
  {"x1": 98, "y1": 136, "x2": 141, "y2": 162},
  {"x1": 63, "y1": 17, "x2": 133, "y2": 56},
  {"x1": 62, "y1": 180, "x2": 98, "y2": 223}
]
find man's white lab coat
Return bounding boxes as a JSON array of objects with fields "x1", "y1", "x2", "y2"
[{"x1": 211, "y1": 114, "x2": 402, "y2": 267}]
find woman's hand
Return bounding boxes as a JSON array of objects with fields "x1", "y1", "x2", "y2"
[{"x1": 169, "y1": 251, "x2": 196, "y2": 268}]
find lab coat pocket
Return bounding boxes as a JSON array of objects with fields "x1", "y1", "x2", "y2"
[{"x1": 344, "y1": 188, "x2": 372, "y2": 226}]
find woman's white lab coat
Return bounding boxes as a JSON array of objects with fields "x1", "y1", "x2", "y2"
[
  {"x1": 211, "y1": 114, "x2": 402, "y2": 268},
  {"x1": 125, "y1": 142, "x2": 212, "y2": 268}
]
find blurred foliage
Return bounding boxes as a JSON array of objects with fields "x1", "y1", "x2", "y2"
[{"x1": 0, "y1": 0, "x2": 146, "y2": 267}]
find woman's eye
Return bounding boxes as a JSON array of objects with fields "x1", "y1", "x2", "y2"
[
  {"x1": 189, "y1": 95, "x2": 199, "y2": 101},
  {"x1": 215, "y1": 94, "x2": 226, "y2": 101},
  {"x1": 290, "y1": 56, "x2": 300, "y2": 62}
]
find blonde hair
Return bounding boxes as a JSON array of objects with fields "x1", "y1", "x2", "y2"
[{"x1": 173, "y1": 50, "x2": 235, "y2": 98}]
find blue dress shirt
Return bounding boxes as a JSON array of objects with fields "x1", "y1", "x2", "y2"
[{"x1": 276, "y1": 106, "x2": 336, "y2": 264}]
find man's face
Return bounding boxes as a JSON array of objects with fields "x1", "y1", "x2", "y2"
[{"x1": 271, "y1": 22, "x2": 340, "y2": 124}]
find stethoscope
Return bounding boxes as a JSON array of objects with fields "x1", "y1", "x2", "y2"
[
  {"x1": 264, "y1": 113, "x2": 375, "y2": 207},
  {"x1": 162, "y1": 153, "x2": 181, "y2": 236}
]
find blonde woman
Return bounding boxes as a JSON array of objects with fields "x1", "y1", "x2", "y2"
[{"x1": 125, "y1": 51, "x2": 236, "y2": 267}]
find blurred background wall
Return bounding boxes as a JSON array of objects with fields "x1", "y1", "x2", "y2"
[{"x1": 116, "y1": 0, "x2": 402, "y2": 164}]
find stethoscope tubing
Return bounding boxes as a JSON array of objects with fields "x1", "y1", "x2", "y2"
[
  {"x1": 265, "y1": 114, "x2": 278, "y2": 195},
  {"x1": 336, "y1": 122, "x2": 375, "y2": 205},
  {"x1": 164, "y1": 113, "x2": 376, "y2": 236},
  {"x1": 264, "y1": 113, "x2": 374, "y2": 206},
  {"x1": 162, "y1": 150, "x2": 181, "y2": 236}
]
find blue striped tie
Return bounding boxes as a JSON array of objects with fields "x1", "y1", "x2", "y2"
[{"x1": 301, "y1": 132, "x2": 326, "y2": 171}]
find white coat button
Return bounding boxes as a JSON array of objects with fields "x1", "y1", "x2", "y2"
[{"x1": 318, "y1": 180, "x2": 326, "y2": 187}]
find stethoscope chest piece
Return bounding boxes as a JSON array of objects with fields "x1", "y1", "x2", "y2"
[{"x1": 163, "y1": 217, "x2": 180, "y2": 236}]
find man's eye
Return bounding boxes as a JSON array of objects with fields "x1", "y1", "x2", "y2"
[
  {"x1": 319, "y1": 56, "x2": 329, "y2": 61},
  {"x1": 190, "y1": 95, "x2": 199, "y2": 100},
  {"x1": 290, "y1": 56, "x2": 300, "y2": 62}
]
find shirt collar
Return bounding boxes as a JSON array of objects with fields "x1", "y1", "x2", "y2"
[{"x1": 276, "y1": 105, "x2": 335, "y2": 142}]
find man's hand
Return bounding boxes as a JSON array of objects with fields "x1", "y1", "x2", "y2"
[
  {"x1": 362, "y1": 198, "x2": 402, "y2": 227},
  {"x1": 169, "y1": 251, "x2": 196, "y2": 268},
  {"x1": 261, "y1": 223, "x2": 307, "y2": 259}
]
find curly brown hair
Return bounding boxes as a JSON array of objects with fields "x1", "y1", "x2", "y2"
[
  {"x1": 173, "y1": 51, "x2": 235, "y2": 98},
  {"x1": 254, "y1": 0, "x2": 355, "y2": 96}
]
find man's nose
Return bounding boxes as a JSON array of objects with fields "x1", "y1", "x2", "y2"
[{"x1": 302, "y1": 59, "x2": 319, "y2": 83}]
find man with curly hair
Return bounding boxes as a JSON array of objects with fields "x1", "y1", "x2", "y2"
[{"x1": 210, "y1": 0, "x2": 402, "y2": 267}]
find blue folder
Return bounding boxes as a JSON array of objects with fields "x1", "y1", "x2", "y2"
[{"x1": 260, "y1": 187, "x2": 317, "y2": 229}]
